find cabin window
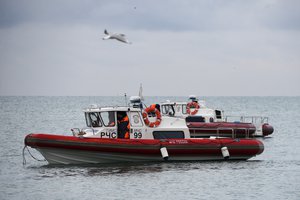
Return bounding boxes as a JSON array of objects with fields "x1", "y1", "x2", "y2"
[
  {"x1": 85, "y1": 113, "x2": 91, "y2": 127},
  {"x1": 129, "y1": 111, "x2": 143, "y2": 127},
  {"x1": 162, "y1": 105, "x2": 175, "y2": 116},
  {"x1": 86, "y1": 112, "x2": 102, "y2": 127},
  {"x1": 176, "y1": 105, "x2": 181, "y2": 113},
  {"x1": 153, "y1": 131, "x2": 185, "y2": 139},
  {"x1": 182, "y1": 105, "x2": 187, "y2": 114},
  {"x1": 161, "y1": 105, "x2": 169, "y2": 114},
  {"x1": 100, "y1": 111, "x2": 115, "y2": 127},
  {"x1": 215, "y1": 110, "x2": 222, "y2": 119}
]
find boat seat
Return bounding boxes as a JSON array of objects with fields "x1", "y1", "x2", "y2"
[{"x1": 186, "y1": 116, "x2": 205, "y2": 123}]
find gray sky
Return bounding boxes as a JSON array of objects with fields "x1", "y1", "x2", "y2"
[{"x1": 0, "y1": 0, "x2": 299, "y2": 96}]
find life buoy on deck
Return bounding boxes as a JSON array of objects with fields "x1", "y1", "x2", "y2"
[
  {"x1": 142, "y1": 104, "x2": 162, "y2": 128},
  {"x1": 186, "y1": 102, "x2": 200, "y2": 115}
]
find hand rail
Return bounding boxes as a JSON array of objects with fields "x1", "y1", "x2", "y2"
[
  {"x1": 225, "y1": 115, "x2": 268, "y2": 124},
  {"x1": 190, "y1": 127, "x2": 254, "y2": 138}
]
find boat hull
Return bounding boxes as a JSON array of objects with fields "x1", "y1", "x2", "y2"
[{"x1": 25, "y1": 133, "x2": 264, "y2": 165}]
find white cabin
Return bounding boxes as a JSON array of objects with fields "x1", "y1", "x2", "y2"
[
  {"x1": 72, "y1": 106, "x2": 190, "y2": 140},
  {"x1": 160, "y1": 99, "x2": 270, "y2": 137},
  {"x1": 161, "y1": 101, "x2": 225, "y2": 123}
]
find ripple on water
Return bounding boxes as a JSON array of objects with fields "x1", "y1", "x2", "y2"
[{"x1": 0, "y1": 96, "x2": 300, "y2": 200}]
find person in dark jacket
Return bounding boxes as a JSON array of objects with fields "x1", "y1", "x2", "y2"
[{"x1": 117, "y1": 112, "x2": 130, "y2": 139}]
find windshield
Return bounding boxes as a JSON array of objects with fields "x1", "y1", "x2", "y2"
[
  {"x1": 85, "y1": 112, "x2": 102, "y2": 127},
  {"x1": 100, "y1": 111, "x2": 115, "y2": 127}
]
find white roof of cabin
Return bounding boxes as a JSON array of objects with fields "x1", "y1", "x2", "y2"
[
  {"x1": 161, "y1": 102, "x2": 186, "y2": 105},
  {"x1": 83, "y1": 106, "x2": 141, "y2": 113}
]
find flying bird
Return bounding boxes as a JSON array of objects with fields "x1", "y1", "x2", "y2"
[{"x1": 102, "y1": 29, "x2": 132, "y2": 44}]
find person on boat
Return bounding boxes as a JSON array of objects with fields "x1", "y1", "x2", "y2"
[
  {"x1": 151, "y1": 104, "x2": 161, "y2": 112},
  {"x1": 117, "y1": 112, "x2": 130, "y2": 139},
  {"x1": 147, "y1": 104, "x2": 161, "y2": 117}
]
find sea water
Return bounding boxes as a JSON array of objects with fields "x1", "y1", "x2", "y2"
[{"x1": 0, "y1": 96, "x2": 299, "y2": 200}]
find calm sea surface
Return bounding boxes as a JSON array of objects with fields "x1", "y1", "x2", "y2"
[{"x1": 0, "y1": 96, "x2": 299, "y2": 200}]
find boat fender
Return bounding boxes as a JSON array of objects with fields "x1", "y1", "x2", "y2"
[
  {"x1": 262, "y1": 123, "x2": 274, "y2": 136},
  {"x1": 221, "y1": 146, "x2": 230, "y2": 159},
  {"x1": 160, "y1": 147, "x2": 169, "y2": 161}
]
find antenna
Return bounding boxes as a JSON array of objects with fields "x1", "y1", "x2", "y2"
[
  {"x1": 124, "y1": 93, "x2": 128, "y2": 106},
  {"x1": 139, "y1": 83, "x2": 144, "y2": 101}
]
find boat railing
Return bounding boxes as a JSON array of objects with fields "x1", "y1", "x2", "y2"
[
  {"x1": 225, "y1": 116, "x2": 269, "y2": 124},
  {"x1": 216, "y1": 127, "x2": 235, "y2": 138},
  {"x1": 190, "y1": 127, "x2": 252, "y2": 138},
  {"x1": 217, "y1": 127, "x2": 253, "y2": 138}
]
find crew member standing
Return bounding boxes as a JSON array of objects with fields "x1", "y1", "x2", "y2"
[{"x1": 117, "y1": 112, "x2": 130, "y2": 139}]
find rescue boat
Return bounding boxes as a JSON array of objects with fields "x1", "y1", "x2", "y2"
[
  {"x1": 24, "y1": 97, "x2": 264, "y2": 165},
  {"x1": 161, "y1": 95, "x2": 274, "y2": 137}
]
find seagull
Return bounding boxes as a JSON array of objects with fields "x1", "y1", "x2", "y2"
[{"x1": 102, "y1": 29, "x2": 132, "y2": 44}]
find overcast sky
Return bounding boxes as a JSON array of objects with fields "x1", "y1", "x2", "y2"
[{"x1": 0, "y1": 0, "x2": 299, "y2": 96}]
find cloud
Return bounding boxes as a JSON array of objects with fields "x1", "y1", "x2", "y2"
[
  {"x1": 0, "y1": 0, "x2": 299, "y2": 96},
  {"x1": 1, "y1": 0, "x2": 300, "y2": 31}
]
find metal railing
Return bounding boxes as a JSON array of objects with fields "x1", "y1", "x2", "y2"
[
  {"x1": 225, "y1": 116, "x2": 268, "y2": 124},
  {"x1": 190, "y1": 127, "x2": 253, "y2": 138}
]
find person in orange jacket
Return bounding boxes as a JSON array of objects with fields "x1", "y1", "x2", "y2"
[
  {"x1": 150, "y1": 104, "x2": 160, "y2": 112},
  {"x1": 117, "y1": 112, "x2": 130, "y2": 139}
]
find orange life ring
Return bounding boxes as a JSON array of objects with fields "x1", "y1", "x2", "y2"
[
  {"x1": 142, "y1": 105, "x2": 162, "y2": 128},
  {"x1": 186, "y1": 102, "x2": 200, "y2": 115}
]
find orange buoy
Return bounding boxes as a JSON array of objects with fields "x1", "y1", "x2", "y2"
[
  {"x1": 186, "y1": 102, "x2": 200, "y2": 115},
  {"x1": 142, "y1": 104, "x2": 162, "y2": 128}
]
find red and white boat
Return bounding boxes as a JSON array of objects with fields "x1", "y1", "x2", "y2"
[
  {"x1": 24, "y1": 97, "x2": 264, "y2": 165},
  {"x1": 160, "y1": 96, "x2": 274, "y2": 137}
]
